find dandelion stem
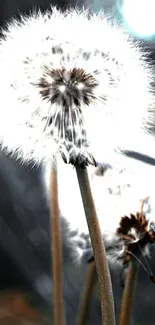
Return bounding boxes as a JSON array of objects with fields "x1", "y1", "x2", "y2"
[
  {"x1": 76, "y1": 166, "x2": 116, "y2": 325},
  {"x1": 50, "y1": 162, "x2": 66, "y2": 325},
  {"x1": 119, "y1": 259, "x2": 139, "y2": 325},
  {"x1": 77, "y1": 260, "x2": 96, "y2": 325}
]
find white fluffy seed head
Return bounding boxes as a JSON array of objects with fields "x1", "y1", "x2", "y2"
[{"x1": 0, "y1": 6, "x2": 154, "y2": 165}]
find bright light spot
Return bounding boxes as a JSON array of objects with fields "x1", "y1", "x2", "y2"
[
  {"x1": 77, "y1": 82, "x2": 84, "y2": 90},
  {"x1": 59, "y1": 85, "x2": 66, "y2": 93},
  {"x1": 122, "y1": 0, "x2": 155, "y2": 38}
]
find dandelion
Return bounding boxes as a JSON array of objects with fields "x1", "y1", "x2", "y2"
[
  {"x1": 0, "y1": 7, "x2": 154, "y2": 325},
  {"x1": 117, "y1": 201, "x2": 155, "y2": 270},
  {"x1": 0, "y1": 6, "x2": 154, "y2": 166},
  {"x1": 117, "y1": 198, "x2": 155, "y2": 325}
]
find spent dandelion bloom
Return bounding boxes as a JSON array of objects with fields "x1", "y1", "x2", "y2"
[
  {"x1": 0, "y1": 6, "x2": 154, "y2": 166},
  {"x1": 114, "y1": 198, "x2": 155, "y2": 284},
  {"x1": 117, "y1": 205, "x2": 155, "y2": 262}
]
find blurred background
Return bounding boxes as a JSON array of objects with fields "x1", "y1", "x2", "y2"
[{"x1": 0, "y1": 1, "x2": 155, "y2": 325}]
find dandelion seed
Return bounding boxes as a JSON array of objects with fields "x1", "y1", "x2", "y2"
[{"x1": 0, "y1": 6, "x2": 154, "y2": 166}]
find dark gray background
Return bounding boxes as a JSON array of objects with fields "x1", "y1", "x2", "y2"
[
  {"x1": 1, "y1": 145, "x2": 155, "y2": 325},
  {"x1": 0, "y1": 1, "x2": 155, "y2": 324}
]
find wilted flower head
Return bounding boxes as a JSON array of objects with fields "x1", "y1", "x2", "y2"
[
  {"x1": 109, "y1": 198, "x2": 155, "y2": 285},
  {"x1": 116, "y1": 199, "x2": 155, "y2": 262},
  {"x1": 0, "y1": 6, "x2": 154, "y2": 165}
]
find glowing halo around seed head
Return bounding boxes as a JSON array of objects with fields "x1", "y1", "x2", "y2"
[
  {"x1": 121, "y1": 0, "x2": 155, "y2": 39},
  {"x1": 0, "y1": 6, "x2": 154, "y2": 167}
]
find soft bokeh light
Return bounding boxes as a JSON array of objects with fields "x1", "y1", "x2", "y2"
[{"x1": 122, "y1": 0, "x2": 155, "y2": 39}]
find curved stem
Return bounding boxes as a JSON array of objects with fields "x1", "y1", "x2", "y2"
[
  {"x1": 50, "y1": 163, "x2": 66, "y2": 325},
  {"x1": 119, "y1": 260, "x2": 139, "y2": 325},
  {"x1": 76, "y1": 166, "x2": 116, "y2": 325}
]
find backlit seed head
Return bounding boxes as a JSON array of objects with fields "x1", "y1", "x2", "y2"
[{"x1": 0, "y1": 7, "x2": 154, "y2": 166}]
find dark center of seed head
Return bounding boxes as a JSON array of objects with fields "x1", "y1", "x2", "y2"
[
  {"x1": 38, "y1": 67, "x2": 98, "y2": 106},
  {"x1": 36, "y1": 67, "x2": 98, "y2": 167}
]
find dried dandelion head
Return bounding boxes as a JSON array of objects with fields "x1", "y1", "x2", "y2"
[
  {"x1": 0, "y1": 7, "x2": 154, "y2": 166},
  {"x1": 115, "y1": 198, "x2": 155, "y2": 278}
]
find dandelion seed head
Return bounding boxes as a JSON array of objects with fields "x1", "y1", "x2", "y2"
[{"x1": 0, "y1": 7, "x2": 154, "y2": 165}]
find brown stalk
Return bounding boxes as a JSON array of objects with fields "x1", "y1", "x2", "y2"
[
  {"x1": 119, "y1": 196, "x2": 149, "y2": 325},
  {"x1": 50, "y1": 162, "x2": 66, "y2": 325},
  {"x1": 77, "y1": 260, "x2": 96, "y2": 325},
  {"x1": 119, "y1": 259, "x2": 139, "y2": 325},
  {"x1": 76, "y1": 166, "x2": 116, "y2": 325}
]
